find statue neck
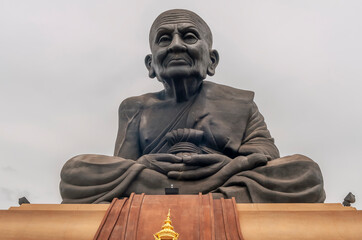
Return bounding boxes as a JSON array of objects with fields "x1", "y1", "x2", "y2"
[{"x1": 163, "y1": 78, "x2": 202, "y2": 102}]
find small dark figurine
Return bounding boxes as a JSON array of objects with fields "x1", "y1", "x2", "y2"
[
  {"x1": 18, "y1": 197, "x2": 30, "y2": 205},
  {"x1": 343, "y1": 192, "x2": 356, "y2": 206},
  {"x1": 60, "y1": 9, "x2": 325, "y2": 204}
]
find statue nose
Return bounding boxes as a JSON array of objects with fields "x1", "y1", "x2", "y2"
[{"x1": 168, "y1": 34, "x2": 186, "y2": 53}]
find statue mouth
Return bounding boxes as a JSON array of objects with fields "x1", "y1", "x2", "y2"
[
  {"x1": 167, "y1": 59, "x2": 189, "y2": 66},
  {"x1": 164, "y1": 54, "x2": 192, "y2": 67}
]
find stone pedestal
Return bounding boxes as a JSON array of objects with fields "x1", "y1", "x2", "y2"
[{"x1": 0, "y1": 194, "x2": 361, "y2": 240}]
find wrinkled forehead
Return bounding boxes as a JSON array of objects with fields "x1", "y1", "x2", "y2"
[{"x1": 149, "y1": 9, "x2": 212, "y2": 46}]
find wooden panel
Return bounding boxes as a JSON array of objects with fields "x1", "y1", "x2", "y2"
[
  {"x1": 111, "y1": 193, "x2": 135, "y2": 240},
  {"x1": 239, "y1": 210, "x2": 362, "y2": 240},
  {"x1": 9, "y1": 204, "x2": 109, "y2": 211},
  {"x1": 95, "y1": 198, "x2": 127, "y2": 240},
  {"x1": 94, "y1": 194, "x2": 243, "y2": 240},
  {"x1": 236, "y1": 203, "x2": 355, "y2": 212},
  {"x1": 130, "y1": 194, "x2": 202, "y2": 240},
  {"x1": 0, "y1": 209, "x2": 105, "y2": 240}
]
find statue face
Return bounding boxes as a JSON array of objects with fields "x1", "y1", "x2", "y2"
[
  {"x1": 150, "y1": 23, "x2": 210, "y2": 81},
  {"x1": 146, "y1": 10, "x2": 218, "y2": 81}
]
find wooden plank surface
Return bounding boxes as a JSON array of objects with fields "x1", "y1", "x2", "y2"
[
  {"x1": 238, "y1": 210, "x2": 362, "y2": 240},
  {"x1": 0, "y1": 209, "x2": 105, "y2": 240},
  {"x1": 0, "y1": 199, "x2": 361, "y2": 240},
  {"x1": 236, "y1": 203, "x2": 355, "y2": 211}
]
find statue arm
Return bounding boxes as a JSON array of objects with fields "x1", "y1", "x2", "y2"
[
  {"x1": 238, "y1": 101, "x2": 280, "y2": 160},
  {"x1": 209, "y1": 103, "x2": 324, "y2": 202},
  {"x1": 114, "y1": 97, "x2": 142, "y2": 159},
  {"x1": 61, "y1": 96, "x2": 180, "y2": 203}
]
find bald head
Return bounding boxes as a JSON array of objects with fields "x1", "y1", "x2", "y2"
[{"x1": 149, "y1": 9, "x2": 213, "y2": 48}]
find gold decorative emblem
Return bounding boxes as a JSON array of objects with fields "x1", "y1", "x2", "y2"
[{"x1": 153, "y1": 209, "x2": 179, "y2": 240}]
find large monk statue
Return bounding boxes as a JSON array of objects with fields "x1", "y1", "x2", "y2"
[{"x1": 60, "y1": 9, "x2": 325, "y2": 204}]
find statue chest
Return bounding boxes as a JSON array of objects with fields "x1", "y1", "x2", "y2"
[{"x1": 138, "y1": 98, "x2": 250, "y2": 155}]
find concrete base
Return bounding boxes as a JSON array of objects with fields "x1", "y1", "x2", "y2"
[{"x1": 0, "y1": 201, "x2": 361, "y2": 240}]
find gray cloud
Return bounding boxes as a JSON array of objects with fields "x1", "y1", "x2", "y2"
[{"x1": 1, "y1": 166, "x2": 16, "y2": 172}]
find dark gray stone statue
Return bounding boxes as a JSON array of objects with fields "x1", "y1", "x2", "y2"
[{"x1": 60, "y1": 9, "x2": 325, "y2": 204}]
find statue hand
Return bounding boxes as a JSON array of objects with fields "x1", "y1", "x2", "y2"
[
  {"x1": 167, "y1": 154, "x2": 232, "y2": 180},
  {"x1": 242, "y1": 153, "x2": 269, "y2": 169},
  {"x1": 137, "y1": 154, "x2": 190, "y2": 175},
  {"x1": 167, "y1": 153, "x2": 268, "y2": 181}
]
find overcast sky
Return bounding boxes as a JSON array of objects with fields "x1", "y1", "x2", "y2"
[{"x1": 0, "y1": 0, "x2": 361, "y2": 209}]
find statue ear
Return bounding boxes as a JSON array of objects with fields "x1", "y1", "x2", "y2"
[
  {"x1": 145, "y1": 54, "x2": 156, "y2": 78},
  {"x1": 207, "y1": 50, "x2": 219, "y2": 76}
]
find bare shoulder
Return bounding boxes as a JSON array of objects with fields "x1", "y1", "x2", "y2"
[
  {"x1": 203, "y1": 81, "x2": 255, "y2": 102},
  {"x1": 118, "y1": 90, "x2": 163, "y2": 114}
]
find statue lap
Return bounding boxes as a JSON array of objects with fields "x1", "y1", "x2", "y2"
[{"x1": 60, "y1": 82, "x2": 325, "y2": 204}]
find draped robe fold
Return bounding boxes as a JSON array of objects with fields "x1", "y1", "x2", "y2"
[{"x1": 60, "y1": 81, "x2": 325, "y2": 203}]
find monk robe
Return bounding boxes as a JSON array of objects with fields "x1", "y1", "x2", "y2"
[{"x1": 60, "y1": 81, "x2": 325, "y2": 203}]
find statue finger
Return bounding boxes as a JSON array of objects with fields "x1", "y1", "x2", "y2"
[
  {"x1": 168, "y1": 164, "x2": 221, "y2": 180},
  {"x1": 237, "y1": 154, "x2": 267, "y2": 171},
  {"x1": 182, "y1": 154, "x2": 222, "y2": 166},
  {"x1": 160, "y1": 163, "x2": 199, "y2": 173},
  {"x1": 167, "y1": 171, "x2": 182, "y2": 180},
  {"x1": 167, "y1": 169, "x2": 204, "y2": 180},
  {"x1": 247, "y1": 154, "x2": 268, "y2": 167},
  {"x1": 151, "y1": 154, "x2": 182, "y2": 163},
  {"x1": 181, "y1": 165, "x2": 200, "y2": 171},
  {"x1": 154, "y1": 162, "x2": 185, "y2": 172}
]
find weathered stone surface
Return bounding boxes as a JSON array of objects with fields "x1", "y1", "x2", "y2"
[{"x1": 60, "y1": 9, "x2": 325, "y2": 204}]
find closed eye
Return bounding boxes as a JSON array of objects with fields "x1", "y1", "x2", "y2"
[
  {"x1": 183, "y1": 32, "x2": 198, "y2": 44},
  {"x1": 158, "y1": 35, "x2": 172, "y2": 46}
]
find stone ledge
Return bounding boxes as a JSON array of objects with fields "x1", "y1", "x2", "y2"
[{"x1": 0, "y1": 195, "x2": 361, "y2": 240}]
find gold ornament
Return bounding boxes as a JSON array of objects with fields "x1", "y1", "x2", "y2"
[{"x1": 153, "y1": 209, "x2": 179, "y2": 240}]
